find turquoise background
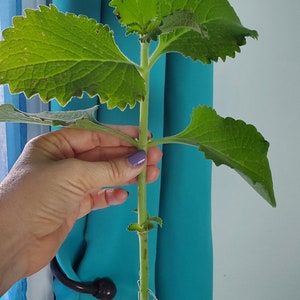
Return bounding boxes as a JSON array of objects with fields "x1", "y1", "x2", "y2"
[{"x1": 51, "y1": 1, "x2": 213, "y2": 299}]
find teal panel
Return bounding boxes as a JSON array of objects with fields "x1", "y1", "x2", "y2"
[{"x1": 156, "y1": 54, "x2": 213, "y2": 300}]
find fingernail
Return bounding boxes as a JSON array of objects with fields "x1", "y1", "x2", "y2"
[{"x1": 128, "y1": 150, "x2": 146, "y2": 167}]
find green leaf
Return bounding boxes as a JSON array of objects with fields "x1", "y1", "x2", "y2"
[
  {"x1": 127, "y1": 222, "x2": 155, "y2": 232},
  {"x1": 142, "y1": 10, "x2": 209, "y2": 43},
  {"x1": 0, "y1": 103, "x2": 98, "y2": 126},
  {"x1": 159, "y1": 10, "x2": 208, "y2": 37},
  {"x1": 127, "y1": 223, "x2": 144, "y2": 232},
  {"x1": 127, "y1": 213, "x2": 162, "y2": 233},
  {"x1": 110, "y1": 0, "x2": 161, "y2": 36},
  {"x1": 157, "y1": 106, "x2": 276, "y2": 207},
  {"x1": 0, "y1": 104, "x2": 139, "y2": 146},
  {"x1": 142, "y1": 221, "x2": 156, "y2": 231},
  {"x1": 157, "y1": 0, "x2": 258, "y2": 63},
  {"x1": 111, "y1": 0, "x2": 257, "y2": 63},
  {"x1": 148, "y1": 216, "x2": 163, "y2": 228},
  {"x1": 0, "y1": 5, "x2": 145, "y2": 109}
]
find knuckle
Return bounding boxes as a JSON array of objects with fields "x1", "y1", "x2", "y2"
[{"x1": 107, "y1": 160, "x2": 123, "y2": 183}]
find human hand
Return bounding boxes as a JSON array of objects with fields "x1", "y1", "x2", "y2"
[{"x1": 0, "y1": 127, "x2": 162, "y2": 294}]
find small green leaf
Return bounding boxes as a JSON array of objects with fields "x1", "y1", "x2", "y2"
[
  {"x1": 127, "y1": 223, "x2": 144, "y2": 232},
  {"x1": 148, "y1": 216, "x2": 163, "y2": 228},
  {"x1": 142, "y1": 221, "x2": 156, "y2": 231},
  {"x1": 127, "y1": 219, "x2": 160, "y2": 233},
  {"x1": 0, "y1": 5, "x2": 145, "y2": 109},
  {"x1": 159, "y1": 106, "x2": 276, "y2": 207},
  {"x1": 110, "y1": 0, "x2": 161, "y2": 36}
]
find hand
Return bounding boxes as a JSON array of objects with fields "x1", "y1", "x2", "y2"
[{"x1": 0, "y1": 127, "x2": 162, "y2": 295}]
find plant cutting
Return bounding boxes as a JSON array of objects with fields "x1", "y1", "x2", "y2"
[{"x1": 0, "y1": 1, "x2": 276, "y2": 300}]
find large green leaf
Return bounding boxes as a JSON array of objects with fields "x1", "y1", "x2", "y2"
[
  {"x1": 0, "y1": 5, "x2": 145, "y2": 109},
  {"x1": 154, "y1": 106, "x2": 276, "y2": 207},
  {"x1": 110, "y1": 0, "x2": 258, "y2": 63}
]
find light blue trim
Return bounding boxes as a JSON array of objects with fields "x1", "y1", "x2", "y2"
[
  {"x1": 0, "y1": 1, "x2": 27, "y2": 298},
  {"x1": 0, "y1": 0, "x2": 27, "y2": 170},
  {"x1": 0, "y1": 280, "x2": 27, "y2": 300}
]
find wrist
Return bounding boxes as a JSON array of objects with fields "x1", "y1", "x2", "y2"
[{"x1": 0, "y1": 185, "x2": 29, "y2": 295}]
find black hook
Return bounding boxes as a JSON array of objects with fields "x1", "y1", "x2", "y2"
[{"x1": 50, "y1": 257, "x2": 117, "y2": 300}]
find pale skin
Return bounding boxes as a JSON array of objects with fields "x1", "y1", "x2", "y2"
[{"x1": 0, "y1": 127, "x2": 162, "y2": 295}]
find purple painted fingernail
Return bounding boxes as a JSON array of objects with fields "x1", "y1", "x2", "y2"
[{"x1": 128, "y1": 151, "x2": 146, "y2": 167}]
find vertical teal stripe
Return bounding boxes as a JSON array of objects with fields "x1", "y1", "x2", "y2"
[{"x1": 156, "y1": 54, "x2": 213, "y2": 300}]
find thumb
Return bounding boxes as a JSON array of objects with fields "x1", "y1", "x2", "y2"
[{"x1": 75, "y1": 150, "x2": 147, "y2": 190}]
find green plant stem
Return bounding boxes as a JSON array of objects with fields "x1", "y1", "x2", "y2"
[
  {"x1": 148, "y1": 29, "x2": 190, "y2": 69},
  {"x1": 148, "y1": 136, "x2": 198, "y2": 147},
  {"x1": 137, "y1": 41, "x2": 151, "y2": 300}
]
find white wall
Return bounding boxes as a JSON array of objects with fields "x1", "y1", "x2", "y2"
[{"x1": 212, "y1": 1, "x2": 300, "y2": 299}]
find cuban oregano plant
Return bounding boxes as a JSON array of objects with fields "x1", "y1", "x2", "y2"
[{"x1": 0, "y1": 1, "x2": 276, "y2": 300}]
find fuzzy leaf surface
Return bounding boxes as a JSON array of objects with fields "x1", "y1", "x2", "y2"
[
  {"x1": 110, "y1": 0, "x2": 161, "y2": 36},
  {"x1": 110, "y1": 0, "x2": 258, "y2": 63},
  {"x1": 0, "y1": 104, "x2": 138, "y2": 145},
  {"x1": 162, "y1": 106, "x2": 276, "y2": 206},
  {"x1": 0, "y1": 5, "x2": 145, "y2": 109},
  {"x1": 0, "y1": 104, "x2": 98, "y2": 126},
  {"x1": 157, "y1": 0, "x2": 258, "y2": 62},
  {"x1": 143, "y1": 10, "x2": 209, "y2": 43}
]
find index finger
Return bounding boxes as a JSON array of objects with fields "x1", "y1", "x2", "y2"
[{"x1": 32, "y1": 126, "x2": 151, "y2": 160}]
